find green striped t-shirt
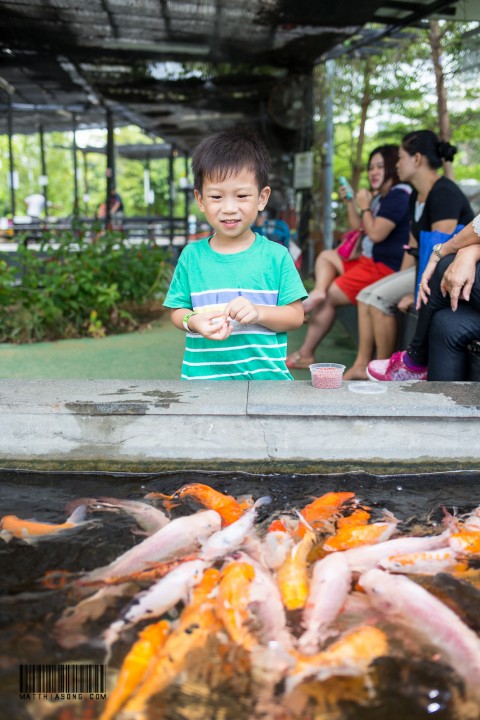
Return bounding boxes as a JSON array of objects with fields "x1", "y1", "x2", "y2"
[{"x1": 164, "y1": 234, "x2": 307, "y2": 380}]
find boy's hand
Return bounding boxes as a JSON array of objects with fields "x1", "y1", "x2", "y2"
[
  {"x1": 223, "y1": 297, "x2": 259, "y2": 325},
  {"x1": 189, "y1": 311, "x2": 233, "y2": 340}
]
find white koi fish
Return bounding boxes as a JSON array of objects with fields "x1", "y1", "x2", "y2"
[
  {"x1": 379, "y1": 547, "x2": 466, "y2": 575},
  {"x1": 342, "y1": 529, "x2": 451, "y2": 573},
  {"x1": 81, "y1": 509, "x2": 221, "y2": 586},
  {"x1": 103, "y1": 559, "x2": 207, "y2": 658},
  {"x1": 200, "y1": 496, "x2": 271, "y2": 562},
  {"x1": 359, "y1": 568, "x2": 480, "y2": 700},
  {"x1": 298, "y1": 551, "x2": 352, "y2": 654},
  {"x1": 84, "y1": 497, "x2": 170, "y2": 535}
]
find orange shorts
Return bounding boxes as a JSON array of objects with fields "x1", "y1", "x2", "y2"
[{"x1": 335, "y1": 255, "x2": 395, "y2": 305}]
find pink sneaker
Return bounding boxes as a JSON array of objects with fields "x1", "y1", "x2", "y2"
[{"x1": 367, "y1": 351, "x2": 427, "y2": 382}]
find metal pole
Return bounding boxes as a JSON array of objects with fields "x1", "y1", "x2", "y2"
[
  {"x1": 82, "y1": 151, "x2": 89, "y2": 216},
  {"x1": 168, "y1": 148, "x2": 175, "y2": 245},
  {"x1": 105, "y1": 108, "x2": 115, "y2": 228},
  {"x1": 184, "y1": 152, "x2": 189, "y2": 240},
  {"x1": 7, "y1": 96, "x2": 15, "y2": 217},
  {"x1": 323, "y1": 59, "x2": 335, "y2": 250},
  {"x1": 72, "y1": 114, "x2": 79, "y2": 211},
  {"x1": 298, "y1": 72, "x2": 314, "y2": 274},
  {"x1": 39, "y1": 124, "x2": 48, "y2": 216}
]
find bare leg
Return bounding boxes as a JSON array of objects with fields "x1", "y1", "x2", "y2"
[
  {"x1": 287, "y1": 284, "x2": 351, "y2": 368},
  {"x1": 303, "y1": 250, "x2": 344, "y2": 313},
  {"x1": 344, "y1": 302, "x2": 375, "y2": 380},
  {"x1": 371, "y1": 307, "x2": 398, "y2": 358}
]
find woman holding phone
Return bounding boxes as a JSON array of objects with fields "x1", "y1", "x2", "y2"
[{"x1": 286, "y1": 144, "x2": 410, "y2": 370}]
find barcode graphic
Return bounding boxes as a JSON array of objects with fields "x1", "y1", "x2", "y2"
[{"x1": 19, "y1": 664, "x2": 106, "y2": 694}]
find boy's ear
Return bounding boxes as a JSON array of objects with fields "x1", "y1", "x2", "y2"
[
  {"x1": 258, "y1": 186, "x2": 271, "y2": 212},
  {"x1": 194, "y1": 189, "x2": 205, "y2": 211}
]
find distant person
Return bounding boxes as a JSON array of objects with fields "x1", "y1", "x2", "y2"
[
  {"x1": 163, "y1": 129, "x2": 306, "y2": 380},
  {"x1": 24, "y1": 192, "x2": 45, "y2": 218},
  {"x1": 252, "y1": 207, "x2": 290, "y2": 247},
  {"x1": 110, "y1": 188, "x2": 124, "y2": 216},
  {"x1": 286, "y1": 145, "x2": 410, "y2": 370},
  {"x1": 97, "y1": 189, "x2": 124, "y2": 219}
]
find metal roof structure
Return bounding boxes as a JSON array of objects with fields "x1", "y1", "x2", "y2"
[{"x1": 1, "y1": 0, "x2": 477, "y2": 156}]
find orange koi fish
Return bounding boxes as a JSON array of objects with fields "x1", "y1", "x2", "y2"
[
  {"x1": 323, "y1": 512, "x2": 398, "y2": 552},
  {"x1": 449, "y1": 530, "x2": 480, "y2": 555},
  {"x1": 0, "y1": 505, "x2": 87, "y2": 542},
  {"x1": 276, "y1": 530, "x2": 316, "y2": 611},
  {"x1": 99, "y1": 620, "x2": 170, "y2": 720},
  {"x1": 121, "y1": 569, "x2": 221, "y2": 717},
  {"x1": 287, "y1": 626, "x2": 388, "y2": 692},
  {"x1": 297, "y1": 492, "x2": 355, "y2": 535},
  {"x1": 216, "y1": 561, "x2": 257, "y2": 651},
  {"x1": 146, "y1": 483, "x2": 248, "y2": 525}
]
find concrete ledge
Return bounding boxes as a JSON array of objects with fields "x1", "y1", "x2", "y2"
[{"x1": 0, "y1": 380, "x2": 479, "y2": 472}]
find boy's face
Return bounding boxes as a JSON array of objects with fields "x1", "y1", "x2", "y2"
[{"x1": 194, "y1": 168, "x2": 270, "y2": 247}]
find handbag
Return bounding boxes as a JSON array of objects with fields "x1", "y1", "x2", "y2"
[
  {"x1": 415, "y1": 225, "x2": 464, "y2": 302},
  {"x1": 337, "y1": 228, "x2": 362, "y2": 260}
]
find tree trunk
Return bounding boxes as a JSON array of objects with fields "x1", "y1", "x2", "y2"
[
  {"x1": 351, "y1": 58, "x2": 373, "y2": 191},
  {"x1": 429, "y1": 20, "x2": 454, "y2": 179}
]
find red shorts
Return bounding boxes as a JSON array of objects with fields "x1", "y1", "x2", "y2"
[{"x1": 335, "y1": 255, "x2": 395, "y2": 305}]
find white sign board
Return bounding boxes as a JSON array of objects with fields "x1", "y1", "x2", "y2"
[{"x1": 293, "y1": 151, "x2": 314, "y2": 190}]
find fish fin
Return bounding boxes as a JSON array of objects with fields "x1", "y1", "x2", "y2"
[
  {"x1": 66, "y1": 505, "x2": 88, "y2": 525},
  {"x1": 254, "y1": 496, "x2": 272, "y2": 510},
  {"x1": 294, "y1": 509, "x2": 314, "y2": 534}
]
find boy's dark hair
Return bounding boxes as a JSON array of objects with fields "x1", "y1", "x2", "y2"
[
  {"x1": 192, "y1": 129, "x2": 271, "y2": 192},
  {"x1": 402, "y1": 129, "x2": 457, "y2": 169},
  {"x1": 368, "y1": 145, "x2": 401, "y2": 187}
]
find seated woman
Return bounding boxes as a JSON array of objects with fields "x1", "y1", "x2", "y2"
[
  {"x1": 345, "y1": 129, "x2": 474, "y2": 380},
  {"x1": 286, "y1": 145, "x2": 411, "y2": 370},
  {"x1": 367, "y1": 215, "x2": 480, "y2": 381}
]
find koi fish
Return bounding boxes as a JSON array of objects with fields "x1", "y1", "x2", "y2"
[
  {"x1": 103, "y1": 559, "x2": 207, "y2": 658},
  {"x1": 234, "y1": 551, "x2": 293, "y2": 648},
  {"x1": 0, "y1": 505, "x2": 87, "y2": 542},
  {"x1": 297, "y1": 492, "x2": 355, "y2": 535},
  {"x1": 146, "y1": 483, "x2": 249, "y2": 525},
  {"x1": 80, "y1": 554, "x2": 198, "y2": 587},
  {"x1": 298, "y1": 551, "x2": 352, "y2": 654},
  {"x1": 286, "y1": 625, "x2": 388, "y2": 693},
  {"x1": 276, "y1": 530, "x2": 316, "y2": 611},
  {"x1": 216, "y1": 561, "x2": 257, "y2": 651},
  {"x1": 379, "y1": 547, "x2": 467, "y2": 575},
  {"x1": 99, "y1": 620, "x2": 171, "y2": 720},
  {"x1": 121, "y1": 570, "x2": 221, "y2": 717},
  {"x1": 200, "y1": 496, "x2": 271, "y2": 561},
  {"x1": 323, "y1": 511, "x2": 398, "y2": 552},
  {"x1": 359, "y1": 568, "x2": 480, "y2": 700},
  {"x1": 342, "y1": 529, "x2": 451, "y2": 573},
  {"x1": 81, "y1": 509, "x2": 221, "y2": 587},
  {"x1": 82, "y1": 497, "x2": 169, "y2": 535},
  {"x1": 449, "y1": 530, "x2": 480, "y2": 555}
]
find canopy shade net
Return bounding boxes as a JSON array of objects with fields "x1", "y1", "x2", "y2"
[{"x1": 0, "y1": 0, "x2": 474, "y2": 153}]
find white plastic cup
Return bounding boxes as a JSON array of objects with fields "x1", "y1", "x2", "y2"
[{"x1": 309, "y1": 363, "x2": 346, "y2": 389}]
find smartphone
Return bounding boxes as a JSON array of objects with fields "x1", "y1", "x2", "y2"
[{"x1": 338, "y1": 176, "x2": 354, "y2": 200}]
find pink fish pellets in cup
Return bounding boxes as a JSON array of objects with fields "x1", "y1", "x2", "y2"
[{"x1": 309, "y1": 363, "x2": 346, "y2": 389}]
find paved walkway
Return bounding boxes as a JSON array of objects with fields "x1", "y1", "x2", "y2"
[{"x1": 0, "y1": 314, "x2": 357, "y2": 380}]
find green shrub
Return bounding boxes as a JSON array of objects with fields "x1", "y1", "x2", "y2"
[{"x1": 0, "y1": 229, "x2": 173, "y2": 343}]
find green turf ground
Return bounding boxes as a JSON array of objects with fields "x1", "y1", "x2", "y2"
[{"x1": 0, "y1": 313, "x2": 357, "y2": 380}]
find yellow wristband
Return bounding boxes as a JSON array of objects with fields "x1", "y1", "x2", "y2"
[{"x1": 183, "y1": 311, "x2": 198, "y2": 331}]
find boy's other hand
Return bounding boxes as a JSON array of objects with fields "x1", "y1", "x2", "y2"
[
  {"x1": 190, "y1": 311, "x2": 233, "y2": 340},
  {"x1": 224, "y1": 297, "x2": 259, "y2": 325}
]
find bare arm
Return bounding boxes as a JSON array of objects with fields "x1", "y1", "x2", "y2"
[{"x1": 355, "y1": 188, "x2": 395, "y2": 243}]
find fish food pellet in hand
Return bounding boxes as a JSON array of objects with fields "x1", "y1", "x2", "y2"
[{"x1": 311, "y1": 367, "x2": 343, "y2": 389}]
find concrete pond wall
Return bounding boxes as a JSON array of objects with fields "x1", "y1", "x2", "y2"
[{"x1": 0, "y1": 379, "x2": 479, "y2": 474}]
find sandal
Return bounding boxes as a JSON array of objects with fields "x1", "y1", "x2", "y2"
[{"x1": 286, "y1": 351, "x2": 315, "y2": 369}]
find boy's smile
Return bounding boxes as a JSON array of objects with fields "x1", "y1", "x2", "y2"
[{"x1": 194, "y1": 168, "x2": 270, "y2": 252}]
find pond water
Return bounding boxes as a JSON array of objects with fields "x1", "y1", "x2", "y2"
[{"x1": 0, "y1": 468, "x2": 479, "y2": 720}]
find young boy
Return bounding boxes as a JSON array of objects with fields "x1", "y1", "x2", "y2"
[{"x1": 164, "y1": 129, "x2": 307, "y2": 380}]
